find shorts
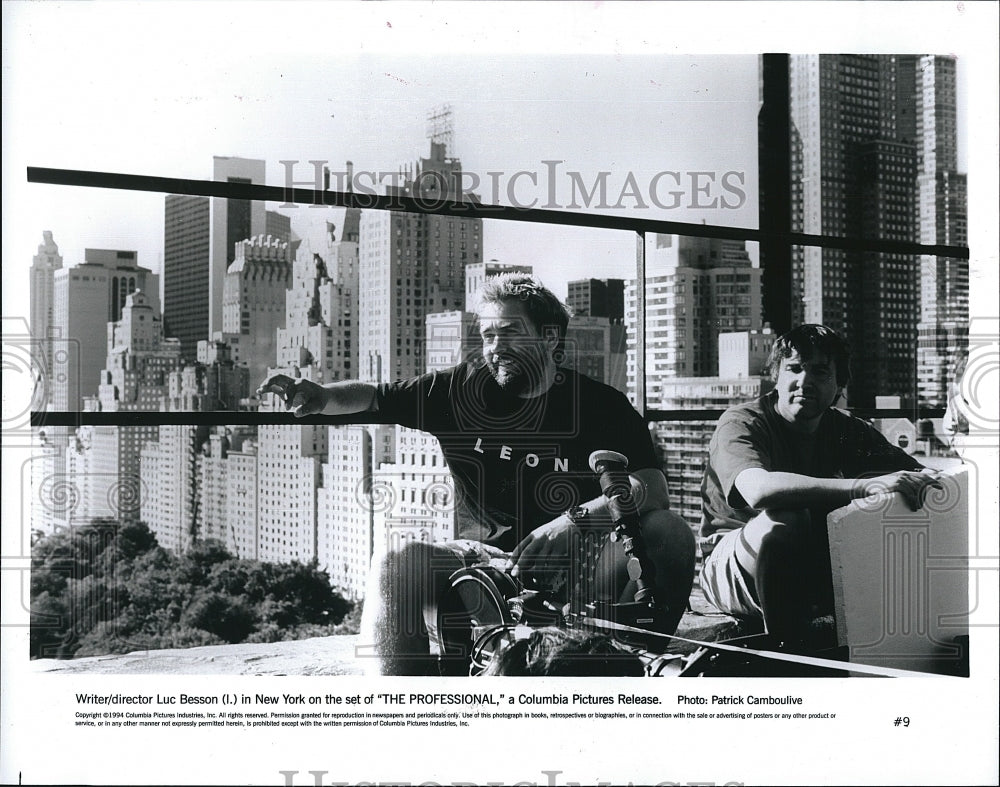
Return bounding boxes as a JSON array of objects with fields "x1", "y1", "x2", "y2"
[{"x1": 699, "y1": 528, "x2": 763, "y2": 619}]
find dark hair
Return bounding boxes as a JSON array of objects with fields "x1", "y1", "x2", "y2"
[
  {"x1": 766, "y1": 324, "x2": 851, "y2": 388},
  {"x1": 483, "y1": 627, "x2": 645, "y2": 677},
  {"x1": 476, "y1": 274, "x2": 572, "y2": 353}
]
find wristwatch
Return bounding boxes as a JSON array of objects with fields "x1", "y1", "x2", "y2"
[{"x1": 564, "y1": 505, "x2": 589, "y2": 524}]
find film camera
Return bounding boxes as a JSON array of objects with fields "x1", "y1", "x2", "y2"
[{"x1": 434, "y1": 450, "x2": 686, "y2": 676}]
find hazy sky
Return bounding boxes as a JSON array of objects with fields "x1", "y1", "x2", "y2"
[
  {"x1": 0, "y1": 3, "x2": 988, "y2": 312},
  {"x1": 4, "y1": 9, "x2": 763, "y2": 300},
  {"x1": 3, "y1": 3, "x2": 984, "y2": 314}
]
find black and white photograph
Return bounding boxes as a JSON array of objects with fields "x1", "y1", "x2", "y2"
[{"x1": 2, "y1": 2, "x2": 998, "y2": 785}]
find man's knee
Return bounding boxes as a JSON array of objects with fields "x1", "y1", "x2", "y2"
[
  {"x1": 747, "y1": 508, "x2": 811, "y2": 548},
  {"x1": 640, "y1": 508, "x2": 696, "y2": 567}
]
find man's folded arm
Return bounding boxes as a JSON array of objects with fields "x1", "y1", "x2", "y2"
[
  {"x1": 734, "y1": 466, "x2": 941, "y2": 513},
  {"x1": 734, "y1": 467, "x2": 858, "y2": 511}
]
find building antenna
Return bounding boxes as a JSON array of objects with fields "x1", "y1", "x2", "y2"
[{"x1": 426, "y1": 104, "x2": 455, "y2": 156}]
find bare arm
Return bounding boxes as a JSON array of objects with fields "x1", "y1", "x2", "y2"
[
  {"x1": 257, "y1": 374, "x2": 377, "y2": 417},
  {"x1": 735, "y1": 466, "x2": 942, "y2": 513}
]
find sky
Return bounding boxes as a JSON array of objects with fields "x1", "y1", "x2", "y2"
[
  {"x1": 1, "y1": 4, "x2": 981, "y2": 312},
  {"x1": 3, "y1": 12, "x2": 763, "y2": 301},
  {"x1": 2, "y1": 4, "x2": 998, "y2": 786}
]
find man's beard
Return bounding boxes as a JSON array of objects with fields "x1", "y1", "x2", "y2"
[{"x1": 485, "y1": 352, "x2": 544, "y2": 396}]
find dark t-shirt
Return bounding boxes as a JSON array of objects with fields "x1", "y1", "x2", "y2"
[
  {"x1": 375, "y1": 361, "x2": 658, "y2": 551},
  {"x1": 701, "y1": 391, "x2": 923, "y2": 537}
]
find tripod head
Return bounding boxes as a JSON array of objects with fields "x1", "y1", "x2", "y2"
[{"x1": 588, "y1": 450, "x2": 660, "y2": 607}]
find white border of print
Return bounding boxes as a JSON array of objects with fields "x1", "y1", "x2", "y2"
[{"x1": 2, "y1": 2, "x2": 997, "y2": 786}]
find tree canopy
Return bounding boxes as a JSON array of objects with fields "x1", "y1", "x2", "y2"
[{"x1": 30, "y1": 520, "x2": 356, "y2": 659}]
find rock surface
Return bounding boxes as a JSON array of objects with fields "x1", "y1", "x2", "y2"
[
  {"x1": 33, "y1": 635, "x2": 366, "y2": 675},
  {"x1": 31, "y1": 580, "x2": 750, "y2": 675}
]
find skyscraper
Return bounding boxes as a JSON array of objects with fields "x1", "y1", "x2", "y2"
[
  {"x1": 52, "y1": 249, "x2": 159, "y2": 411},
  {"x1": 210, "y1": 156, "x2": 266, "y2": 339},
  {"x1": 163, "y1": 194, "x2": 210, "y2": 361},
  {"x1": 222, "y1": 234, "x2": 293, "y2": 388},
  {"x1": 359, "y1": 140, "x2": 482, "y2": 384},
  {"x1": 914, "y1": 56, "x2": 968, "y2": 406},
  {"x1": 782, "y1": 54, "x2": 966, "y2": 406},
  {"x1": 30, "y1": 231, "x2": 63, "y2": 384},
  {"x1": 626, "y1": 233, "x2": 763, "y2": 405},
  {"x1": 163, "y1": 157, "x2": 269, "y2": 363},
  {"x1": 567, "y1": 278, "x2": 625, "y2": 322},
  {"x1": 68, "y1": 291, "x2": 182, "y2": 527}
]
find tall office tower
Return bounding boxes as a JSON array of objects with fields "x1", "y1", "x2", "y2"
[
  {"x1": 30, "y1": 231, "x2": 63, "y2": 383},
  {"x1": 782, "y1": 54, "x2": 964, "y2": 406},
  {"x1": 84, "y1": 249, "x2": 162, "y2": 323},
  {"x1": 914, "y1": 56, "x2": 968, "y2": 406},
  {"x1": 30, "y1": 232, "x2": 66, "y2": 534},
  {"x1": 625, "y1": 234, "x2": 763, "y2": 407},
  {"x1": 562, "y1": 317, "x2": 628, "y2": 395},
  {"x1": 567, "y1": 278, "x2": 625, "y2": 321},
  {"x1": 164, "y1": 181, "x2": 284, "y2": 364},
  {"x1": 359, "y1": 140, "x2": 482, "y2": 383},
  {"x1": 210, "y1": 157, "x2": 266, "y2": 338},
  {"x1": 189, "y1": 425, "x2": 260, "y2": 559},
  {"x1": 64, "y1": 292, "x2": 182, "y2": 528},
  {"x1": 269, "y1": 209, "x2": 365, "y2": 584},
  {"x1": 566, "y1": 278, "x2": 628, "y2": 394},
  {"x1": 163, "y1": 194, "x2": 210, "y2": 361},
  {"x1": 317, "y1": 426, "x2": 374, "y2": 599},
  {"x1": 265, "y1": 210, "x2": 292, "y2": 245},
  {"x1": 52, "y1": 250, "x2": 160, "y2": 410},
  {"x1": 649, "y1": 333, "x2": 774, "y2": 529},
  {"x1": 197, "y1": 431, "x2": 229, "y2": 548},
  {"x1": 221, "y1": 234, "x2": 292, "y2": 387}
]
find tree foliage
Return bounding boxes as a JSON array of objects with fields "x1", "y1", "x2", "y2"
[{"x1": 30, "y1": 521, "x2": 355, "y2": 659}]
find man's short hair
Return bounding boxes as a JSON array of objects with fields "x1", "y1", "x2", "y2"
[
  {"x1": 476, "y1": 273, "x2": 572, "y2": 353},
  {"x1": 483, "y1": 627, "x2": 645, "y2": 677},
  {"x1": 766, "y1": 324, "x2": 851, "y2": 388}
]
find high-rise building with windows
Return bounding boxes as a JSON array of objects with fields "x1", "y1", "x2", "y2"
[
  {"x1": 318, "y1": 426, "x2": 374, "y2": 599},
  {"x1": 359, "y1": 140, "x2": 482, "y2": 384},
  {"x1": 221, "y1": 234, "x2": 293, "y2": 388},
  {"x1": 163, "y1": 195, "x2": 210, "y2": 362},
  {"x1": 210, "y1": 157, "x2": 266, "y2": 338},
  {"x1": 52, "y1": 250, "x2": 159, "y2": 411},
  {"x1": 464, "y1": 260, "x2": 532, "y2": 311},
  {"x1": 782, "y1": 54, "x2": 966, "y2": 407},
  {"x1": 914, "y1": 56, "x2": 968, "y2": 406},
  {"x1": 625, "y1": 233, "x2": 762, "y2": 407},
  {"x1": 567, "y1": 278, "x2": 625, "y2": 322},
  {"x1": 30, "y1": 231, "x2": 63, "y2": 384},
  {"x1": 164, "y1": 157, "x2": 273, "y2": 363},
  {"x1": 276, "y1": 218, "x2": 357, "y2": 383},
  {"x1": 64, "y1": 291, "x2": 182, "y2": 529},
  {"x1": 255, "y1": 385, "x2": 329, "y2": 565},
  {"x1": 30, "y1": 232, "x2": 67, "y2": 534}
]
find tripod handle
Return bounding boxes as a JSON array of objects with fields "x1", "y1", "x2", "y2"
[{"x1": 588, "y1": 451, "x2": 659, "y2": 606}]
